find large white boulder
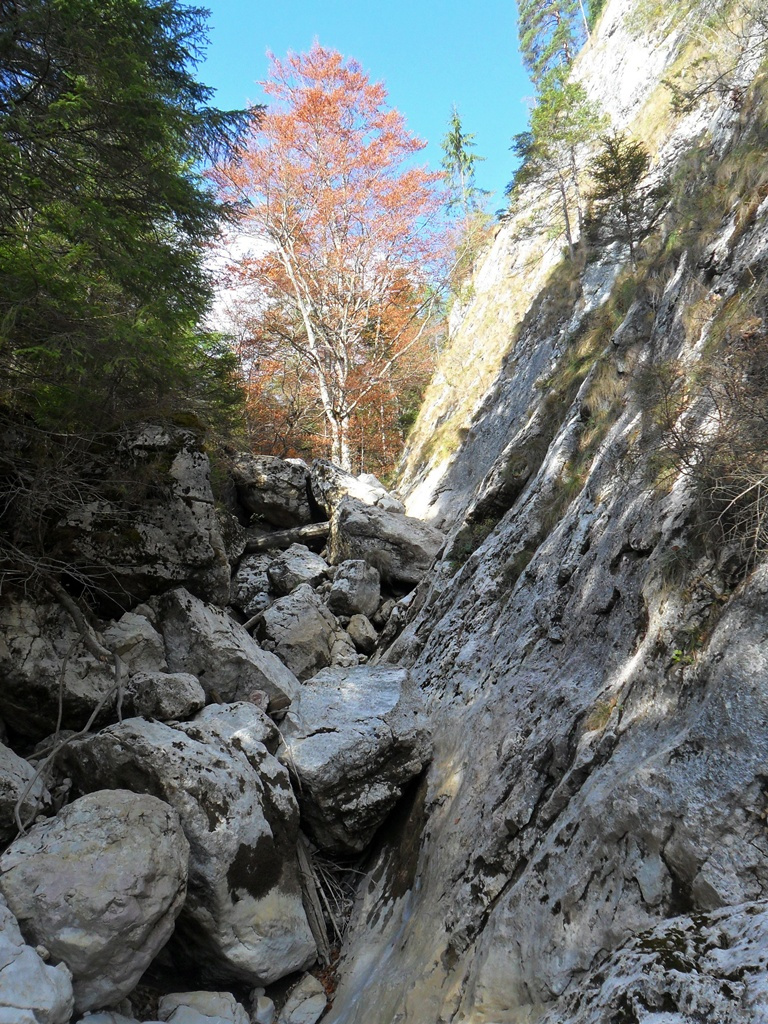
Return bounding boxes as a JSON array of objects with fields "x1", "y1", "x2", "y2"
[
  {"x1": 0, "y1": 790, "x2": 188, "y2": 1013},
  {"x1": 62, "y1": 707, "x2": 316, "y2": 987},
  {"x1": 267, "y1": 544, "x2": 329, "y2": 596},
  {"x1": 328, "y1": 498, "x2": 444, "y2": 588},
  {"x1": 327, "y1": 560, "x2": 381, "y2": 618},
  {"x1": 232, "y1": 455, "x2": 312, "y2": 528},
  {"x1": 0, "y1": 597, "x2": 117, "y2": 739},
  {"x1": 0, "y1": 893, "x2": 73, "y2": 1024},
  {"x1": 276, "y1": 975, "x2": 327, "y2": 1024},
  {"x1": 257, "y1": 585, "x2": 338, "y2": 681},
  {"x1": 157, "y1": 588, "x2": 299, "y2": 707},
  {"x1": 279, "y1": 666, "x2": 432, "y2": 853},
  {"x1": 57, "y1": 425, "x2": 233, "y2": 606},
  {"x1": 102, "y1": 612, "x2": 167, "y2": 675},
  {"x1": 309, "y1": 460, "x2": 404, "y2": 517},
  {"x1": 158, "y1": 990, "x2": 249, "y2": 1023}
]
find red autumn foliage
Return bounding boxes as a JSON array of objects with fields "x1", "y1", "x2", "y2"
[{"x1": 211, "y1": 43, "x2": 448, "y2": 473}]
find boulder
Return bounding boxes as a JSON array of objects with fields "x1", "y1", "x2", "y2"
[
  {"x1": 62, "y1": 708, "x2": 316, "y2": 987},
  {"x1": 279, "y1": 666, "x2": 432, "y2": 853},
  {"x1": 102, "y1": 612, "x2": 167, "y2": 675},
  {"x1": 0, "y1": 741, "x2": 51, "y2": 842},
  {"x1": 124, "y1": 670, "x2": 205, "y2": 721},
  {"x1": 267, "y1": 545, "x2": 329, "y2": 596},
  {"x1": 309, "y1": 460, "x2": 404, "y2": 517},
  {"x1": 347, "y1": 614, "x2": 378, "y2": 656},
  {"x1": 232, "y1": 455, "x2": 312, "y2": 528},
  {"x1": 158, "y1": 990, "x2": 249, "y2": 1024},
  {"x1": 328, "y1": 498, "x2": 444, "y2": 588},
  {"x1": 0, "y1": 893, "x2": 74, "y2": 1024},
  {"x1": 55, "y1": 425, "x2": 232, "y2": 607},
  {"x1": 257, "y1": 586, "x2": 338, "y2": 681},
  {"x1": 0, "y1": 790, "x2": 188, "y2": 1013},
  {"x1": 230, "y1": 554, "x2": 274, "y2": 617},
  {"x1": 276, "y1": 975, "x2": 327, "y2": 1024},
  {"x1": 73, "y1": 1015, "x2": 148, "y2": 1024},
  {"x1": 157, "y1": 588, "x2": 298, "y2": 707},
  {"x1": 0, "y1": 597, "x2": 117, "y2": 739},
  {"x1": 329, "y1": 630, "x2": 360, "y2": 668},
  {"x1": 327, "y1": 560, "x2": 381, "y2": 618}
]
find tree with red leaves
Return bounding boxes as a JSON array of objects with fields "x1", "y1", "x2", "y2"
[{"x1": 212, "y1": 43, "x2": 447, "y2": 472}]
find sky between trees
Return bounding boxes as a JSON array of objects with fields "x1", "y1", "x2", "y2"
[{"x1": 199, "y1": 0, "x2": 530, "y2": 208}]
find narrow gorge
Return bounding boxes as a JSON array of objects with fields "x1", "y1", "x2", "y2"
[{"x1": 3, "y1": 0, "x2": 768, "y2": 1021}]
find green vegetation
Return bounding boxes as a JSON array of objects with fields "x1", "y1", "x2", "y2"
[
  {"x1": 586, "y1": 131, "x2": 666, "y2": 268},
  {"x1": 517, "y1": 0, "x2": 588, "y2": 86},
  {"x1": 0, "y1": 0, "x2": 247, "y2": 433},
  {"x1": 0, "y1": 0, "x2": 249, "y2": 596},
  {"x1": 509, "y1": 73, "x2": 606, "y2": 259},
  {"x1": 441, "y1": 106, "x2": 487, "y2": 216}
]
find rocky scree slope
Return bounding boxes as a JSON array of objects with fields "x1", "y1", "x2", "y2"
[
  {"x1": 0, "y1": 443, "x2": 440, "y2": 1023},
  {"x1": 322, "y1": 1, "x2": 768, "y2": 1022}
]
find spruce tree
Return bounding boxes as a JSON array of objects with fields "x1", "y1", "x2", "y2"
[
  {"x1": 441, "y1": 106, "x2": 487, "y2": 217},
  {"x1": 517, "y1": 0, "x2": 589, "y2": 86},
  {"x1": 0, "y1": 0, "x2": 247, "y2": 430}
]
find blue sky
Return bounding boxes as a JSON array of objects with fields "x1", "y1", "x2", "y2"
[{"x1": 198, "y1": 0, "x2": 532, "y2": 211}]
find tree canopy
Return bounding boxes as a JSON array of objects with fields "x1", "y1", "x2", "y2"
[
  {"x1": 0, "y1": 0, "x2": 246, "y2": 431},
  {"x1": 212, "y1": 43, "x2": 447, "y2": 472}
]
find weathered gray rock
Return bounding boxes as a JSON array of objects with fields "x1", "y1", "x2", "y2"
[
  {"x1": 257, "y1": 585, "x2": 338, "y2": 681},
  {"x1": 158, "y1": 990, "x2": 250, "y2": 1024},
  {"x1": 0, "y1": 742, "x2": 51, "y2": 842},
  {"x1": 267, "y1": 544, "x2": 329, "y2": 595},
  {"x1": 279, "y1": 666, "x2": 432, "y2": 853},
  {"x1": 62, "y1": 709, "x2": 316, "y2": 987},
  {"x1": 0, "y1": 598, "x2": 117, "y2": 739},
  {"x1": 346, "y1": 614, "x2": 377, "y2": 655},
  {"x1": 230, "y1": 554, "x2": 274, "y2": 617},
  {"x1": 102, "y1": 612, "x2": 167, "y2": 674},
  {"x1": 0, "y1": 893, "x2": 74, "y2": 1024},
  {"x1": 251, "y1": 990, "x2": 276, "y2": 1024},
  {"x1": 124, "y1": 670, "x2": 205, "y2": 721},
  {"x1": 233, "y1": 455, "x2": 312, "y2": 528},
  {"x1": 328, "y1": 498, "x2": 444, "y2": 588},
  {"x1": 157, "y1": 588, "x2": 298, "y2": 705},
  {"x1": 57, "y1": 425, "x2": 232, "y2": 606},
  {"x1": 329, "y1": 630, "x2": 360, "y2": 668},
  {"x1": 327, "y1": 560, "x2": 381, "y2": 618},
  {"x1": 537, "y1": 902, "x2": 768, "y2": 1024},
  {"x1": 73, "y1": 1015, "x2": 149, "y2": 1024},
  {"x1": 310, "y1": 460, "x2": 404, "y2": 516},
  {"x1": 0, "y1": 790, "x2": 188, "y2": 1013},
  {"x1": 276, "y1": 975, "x2": 326, "y2": 1024}
]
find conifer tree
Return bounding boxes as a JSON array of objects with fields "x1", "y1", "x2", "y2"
[
  {"x1": 517, "y1": 0, "x2": 588, "y2": 86},
  {"x1": 441, "y1": 106, "x2": 487, "y2": 217},
  {"x1": 508, "y1": 72, "x2": 605, "y2": 258},
  {"x1": 587, "y1": 130, "x2": 665, "y2": 267}
]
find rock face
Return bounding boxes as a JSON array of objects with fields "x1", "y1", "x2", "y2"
[
  {"x1": 0, "y1": 790, "x2": 188, "y2": 1013},
  {"x1": 279, "y1": 666, "x2": 432, "y2": 853},
  {"x1": 320, "y1": 2, "x2": 768, "y2": 1021},
  {"x1": 157, "y1": 587, "x2": 298, "y2": 705},
  {"x1": 57, "y1": 425, "x2": 232, "y2": 606},
  {"x1": 233, "y1": 455, "x2": 312, "y2": 528},
  {"x1": 0, "y1": 893, "x2": 74, "y2": 1024},
  {"x1": 61, "y1": 709, "x2": 316, "y2": 986},
  {"x1": 328, "y1": 498, "x2": 444, "y2": 588}
]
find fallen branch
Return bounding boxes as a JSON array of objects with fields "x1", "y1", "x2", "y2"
[{"x1": 245, "y1": 521, "x2": 329, "y2": 553}]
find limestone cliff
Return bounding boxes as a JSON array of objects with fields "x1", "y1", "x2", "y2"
[{"x1": 325, "y1": 0, "x2": 768, "y2": 1021}]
